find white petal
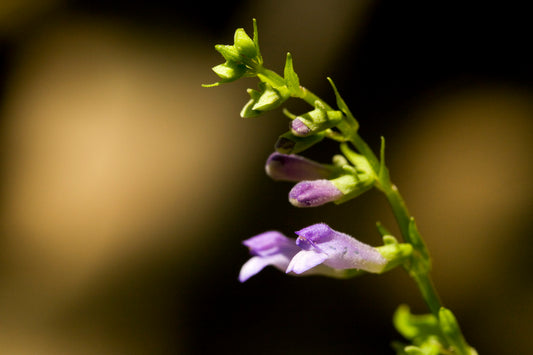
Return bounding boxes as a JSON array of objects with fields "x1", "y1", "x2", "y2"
[{"x1": 286, "y1": 250, "x2": 327, "y2": 274}]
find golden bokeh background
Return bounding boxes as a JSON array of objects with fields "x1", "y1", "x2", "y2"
[{"x1": 0, "y1": 1, "x2": 531, "y2": 354}]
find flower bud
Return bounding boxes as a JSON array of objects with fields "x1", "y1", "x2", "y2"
[
  {"x1": 214, "y1": 44, "x2": 242, "y2": 63},
  {"x1": 234, "y1": 28, "x2": 257, "y2": 58},
  {"x1": 274, "y1": 131, "x2": 326, "y2": 154},
  {"x1": 240, "y1": 83, "x2": 286, "y2": 118},
  {"x1": 290, "y1": 101, "x2": 343, "y2": 137},
  {"x1": 289, "y1": 179, "x2": 343, "y2": 207},
  {"x1": 265, "y1": 153, "x2": 335, "y2": 182},
  {"x1": 211, "y1": 61, "x2": 246, "y2": 81}
]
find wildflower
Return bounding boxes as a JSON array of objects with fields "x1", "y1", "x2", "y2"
[
  {"x1": 239, "y1": 228, "x2": 368, "y2": 282},
  {"x1": 286, "y1": 223, "x2": 387, "y2": 274}
]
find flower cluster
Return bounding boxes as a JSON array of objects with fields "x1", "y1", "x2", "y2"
[
  {"x1": 239, "y1": 223, "x2": 388, "y2": 282},
  {"x1": 265, "y1": 151, "x2": 375, "y2": 207},
  {"x1": 207, "y1": 19, "x2": 477, "y2": 355}
]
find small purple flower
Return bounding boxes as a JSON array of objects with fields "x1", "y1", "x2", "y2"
[
  {"x1": 289, "y1": 179, "x2": 343, "y2": 207},
  {"x1": 286, "y1": 223, "x2": 386, "y2": 274},
  {"x1": 239, "y1": 231, "x2": 300, "y2": 282},
  {"x1": 265, "y1": 152, "x2": 334, "y2": 182}
]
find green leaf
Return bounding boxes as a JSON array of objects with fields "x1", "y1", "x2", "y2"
[
  {"x1": 327, "y1": 77, "x2": 359, "y2": 131},
  {"x1": 283, "y1": 52, "x2": 301, "y2": 96}
]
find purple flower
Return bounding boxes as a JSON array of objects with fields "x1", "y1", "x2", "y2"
[
  {"x1": 286, "y1": 223, "x2": 386, "y2": 274},
  {"x1": 239, "y1": 231, "x2": 300, "y2": 282},
  {"x1": 265, "y1": 152, "x2": 334, "y2": 182},
  {"x1": 289, "y1": 179, "x2": 343, "y2": 207}
]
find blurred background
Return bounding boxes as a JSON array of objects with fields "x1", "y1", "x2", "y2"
[{"x1": 0, "y1": 1, "x2": 531, "y2": 354}]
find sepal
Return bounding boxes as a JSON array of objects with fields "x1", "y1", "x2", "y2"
[
  {"x1": 283, "y1": 52, "x2": 302, "y2": 96},
  {"x1": 375, "y1": 236, "x2": 413, "y2": 273}
]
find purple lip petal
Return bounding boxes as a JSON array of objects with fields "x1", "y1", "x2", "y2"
[{"x1": 239, "y1": 231, "x2": 300, "y2": 282}]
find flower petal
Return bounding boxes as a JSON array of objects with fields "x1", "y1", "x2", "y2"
[
  {"x1": 295, "y1": 223, "x2": 387, "y2": 273},
  {"x1": 286, "y1": 250, "x2": 328, "y2": 274}
]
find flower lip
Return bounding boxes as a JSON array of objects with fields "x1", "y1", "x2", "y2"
[
  {"x1": 239, "y1": 231, "x2": 301, "y2": 282},
  {"x1": 243, "y1": 231, "x2": 294, "y2": 257}
]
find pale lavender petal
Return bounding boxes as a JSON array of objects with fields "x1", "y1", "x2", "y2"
[
  {"x1": 289, "y1": 179, "x2": 343, "y2": 207},
  {"x1": 243, "y1": 231, "x2": 297, "y2": 257},
  {"x1": 286, "y1": 250, "x2": 328, "y2": 274},
  {"x1": 239, "y1": 253, "x2": 293, "y2": 282},
  {"x1": 240, "y1": 231, "x2": 301, "y2": 282},
  {"x1": 295, "y1": 223, "x2": 386, "y2": 273},
  {"x1": 265, "y1": 152, "x2": 333, "y2": 182}
]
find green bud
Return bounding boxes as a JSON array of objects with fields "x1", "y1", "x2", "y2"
[
  {"x1": 438, "y1": 308, "x2": 474, "y2": 355},
  {"x1": 291, "y1": 101, "x2": 343, "y2": 137},
  {"x1": 275, "y1": 131, "x2": 326, "y2": 154},
  {"x1": 212, "y1": 61, "x2": 246, "y2": 81},
  {"x1": 240, "y1": 88, "x2": 262, "y2": 118},
  {"x1": 234, "y1": 28, "x2": 257, "y2": 58},
  {"x1": 252, "y1": 86, "x2": 282, "y2": 111},
  {"x1": 214, "y1": 44, "x2": 242, "y2": 63},
  {"x1": 393, "y1": 305, "x2": 442, "y2": 341},
  {"x1": 240, "y1": 83, "x2": 286, "y2": 118}
]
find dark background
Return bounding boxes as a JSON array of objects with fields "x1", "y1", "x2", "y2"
[{"x1": 0, "y1": 1, "x2": 531, "y2": 354}]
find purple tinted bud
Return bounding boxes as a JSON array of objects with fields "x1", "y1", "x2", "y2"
[
  {"x1": 239, "y1": 231, "x2": 300, "y2": 282},
  {"x1": 286, "y1": 223, "x2": 386, "y2": 274},
  {"x1": 289, "y1": 179, "x2": 343, "y2": 207},
  {"x1": 291, "y1": 118, "x2": 311, "y2": 136},
  {"x1": 265, "y1": 153, "x2": 334, "y2": 182}
]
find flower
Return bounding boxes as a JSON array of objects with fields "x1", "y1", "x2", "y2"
[
  {"x1": 240, "y1": 224, "x2": 387, "y2": 282},
  {"x1": 286, "y1": 223, "x2": 387, "y2": 274},
  {"x1": 265, "y1": 152, "x2": 335, "y2": 182},
  {"x1": 239, "y1": 231, "x2": 300, "y2": 282},
  {"x1": 289, "y1": 179, "x2": 343, "y2": 207}
]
